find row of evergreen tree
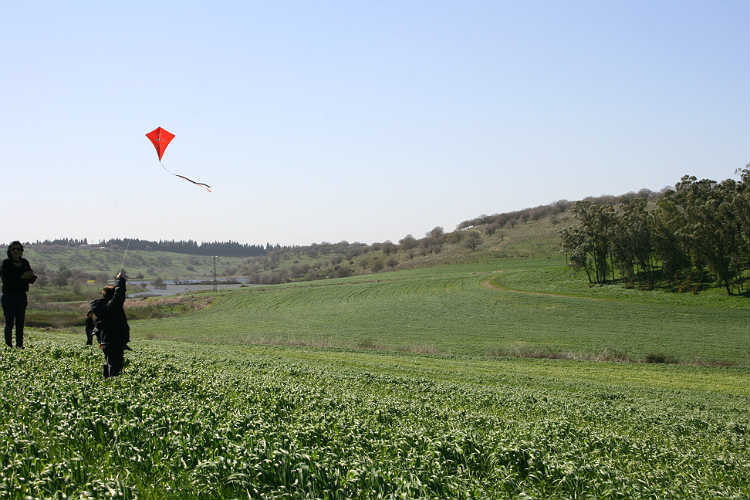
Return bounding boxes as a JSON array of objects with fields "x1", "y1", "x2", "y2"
[
  {"x1": 102, "y1": 239, "x2": 281, "y2": 257},
  {"x1": 27, "y1": 238, "x2": 289, "y2": 257},
  {"x1": 30, "y1": 238, "x2": 90, "y2": 247},
  {"x1": 560, "y1": 171, "x2": 749, "y2": 295}
]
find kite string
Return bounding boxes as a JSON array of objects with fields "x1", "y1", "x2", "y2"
[
  {"x1": 159, "y1": 159, "x2": 176, "y2": 176},
  {"x1": 119, "y1": 239, "x2": 131, "y2": 274}
]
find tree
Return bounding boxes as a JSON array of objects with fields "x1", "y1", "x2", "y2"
[
  {"x1": 53, "y1": 265, "x2": 72, "y2": 287},
  {"x1": 371, "y1": 258, "x2": 384, "y2": 272},
  {"x1": 334, "y1": 265, "x2": 353, "y2": 278},
  {"x1": 382, "y1": 241, "x2": 397, "y2": 255},
  {"x1": 420, "y1": 237, "x2": 443, "y2": 254},
  {"x1": 464, "y1": 231, "x2": 482, "y2": 251},
  {"x1": 399, "y1": 234, "x2": 418, "y2": 250},
  {"x1": 560, "y1": 171, "x2": 747, "y2": 295},
  {"x1": 427, "y1": 227, "x2": 444, "y2": 241},
  {"x1": 560, "y1": 226, "x2": 593, "y2": 284},
  {"x1": 563, "y1": 201, "x2": 616, "y2": 284},
  {"x1": 445, "y1": 231, "x2": 464, "y2": 244},
  {"x1": 656, "y1": 175, "x2": 746, "y2": 295},
  {"x1": 486, "y1": 222, "x2": 502, "y2": 235},
  {"x1": 611, "y1": 198, "x2": 654, "y2": 288}
]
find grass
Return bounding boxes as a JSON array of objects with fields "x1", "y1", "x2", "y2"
[
  {"x1": 26, "y1": 294, "x2": 213, "y2": 329},
  {"x1": 23, "y1": 246, "x2": 247, "y2": 280},
  {"x1": 491, "y1": 262, "x2": 747, "y2": 308},
  {"x1": 117, "y1": 258, "x2": 749, "y2": 367},
  {"x1": 4, "y1": 243, "x2": 748, "y2": 498},
  {"x1": 1, "y1": 333, "x2": 747, "y2": 499}
]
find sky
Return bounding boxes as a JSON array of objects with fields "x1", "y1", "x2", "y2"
[{"x1": 1, "y1": 1, "x2": 747, "y2": 246}]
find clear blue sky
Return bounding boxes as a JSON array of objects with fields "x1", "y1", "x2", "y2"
[{"x1": 1, "y1": 1, "x2": 747, "y2": 245}]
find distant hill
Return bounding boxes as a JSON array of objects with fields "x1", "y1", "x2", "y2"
[
  {"x1": 14, "y1": 191, "x2": 643, "y2": 285},
  {"x1": 9, "y1": 174, "x2": 746, "y2": 296},
  {"x1": 11, "y1": 199, "x2": 569, "y2": 287}
]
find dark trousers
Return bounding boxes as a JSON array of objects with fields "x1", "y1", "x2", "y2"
[
  {"x1": 102, "y1": 345, "x2": 124, "y2": 377},
  {"x1": 2, "y1": 293, "x2": 27, "y2": 348}
]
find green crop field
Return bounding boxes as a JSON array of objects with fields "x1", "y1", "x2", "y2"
[
  {"x1": 3, "y1": 256, "x2": 749, "y2": 498},
  {"x1": 123, "y1": 258, "x2": 748, "y2": 367},
  {"x1": 1, "y1": 335, "x2": 748, "y2": 499}
]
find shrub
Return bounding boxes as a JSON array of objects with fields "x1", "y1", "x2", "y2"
[{"x1": 644, "y1": 353, "x2": 678, "y2": 364}]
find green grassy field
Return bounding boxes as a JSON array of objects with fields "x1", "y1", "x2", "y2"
[
  {"x1": 3, "y1": 254, "x2": 748, "y2": 498},
  {"x1": 118, "y1": 258, "x2": 748, "y2": 367},
  {"x1": 1, "y1": 334, "x2": 748, "y2": 499}
]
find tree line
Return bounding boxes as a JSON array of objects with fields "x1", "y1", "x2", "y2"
[
  {"x1": 560, "y1": 171, "x2": 749, "y2": 295},
  {"x1": 24, "y1": 238, "x2": 289, "y2": 258},
  {"x1": 241, "y1": 227, "x2": 485, "y2": 285},
  {"x1": 457, "y1": 189, "x2": 663, "y2": 234}
]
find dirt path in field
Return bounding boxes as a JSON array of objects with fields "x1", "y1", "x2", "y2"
[{"x1": 480, "y1": 271, "x2": 609, "y2": 301}]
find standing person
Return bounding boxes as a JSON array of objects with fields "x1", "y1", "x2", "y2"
[
  {"x1": 85, "y1": 310, "x2": 95, "y2": 345},
  {"x1": 90, "y1": 271, "x2": 130, "y2": 378},
  {"x1": 1, "y1": 241, "x2": 37, "y2": 349}
]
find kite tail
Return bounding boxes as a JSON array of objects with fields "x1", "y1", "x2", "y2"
[{"x1": 159, "y1": 160, "x2": 212, "y2": 192}]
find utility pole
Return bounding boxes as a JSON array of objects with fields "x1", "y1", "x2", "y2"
[{"x1": 212, "y1": 256, "x2": 217, "y2": 292}]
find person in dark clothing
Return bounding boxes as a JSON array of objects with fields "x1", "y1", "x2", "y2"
[
  {"x1": 85, "y1": 310, "x2": 95, "y2": 345},
  {"x1": 1, "y1": 241, "x2": 37, "y2": 348},
  {"x1": 90, "y1": 271, "x2": 130, "y2": 377}
]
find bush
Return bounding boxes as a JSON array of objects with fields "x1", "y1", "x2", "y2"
[
  {"x1": 335, "y1": 265, "x2": 353, "y2": 278},
  {"x1": 644, "y1": 353, "x2": 678, "y2": 364}
]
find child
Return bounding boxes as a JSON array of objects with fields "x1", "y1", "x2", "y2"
[{"x1": 90, "y1": 271, "x2": 129, "y2": 377}]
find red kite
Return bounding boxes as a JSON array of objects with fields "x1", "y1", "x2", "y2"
[
  {"x1": 146, "y1": 127, "x2": 174, "y2": 161},
  {"x1": 145, "y1": 126, "x2": 211, "y2": 192}
]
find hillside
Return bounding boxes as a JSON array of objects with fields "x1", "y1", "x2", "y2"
[
  {"x1": 14, "y1": 170, "x2": 748, "y2": 298},
  {"x1": 19, "y1": 202, "x2": 572, "y2": 286}
]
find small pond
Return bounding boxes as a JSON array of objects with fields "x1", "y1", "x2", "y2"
[{"x1": 128, "y1": 278, "x2": 252, "y2": 298}]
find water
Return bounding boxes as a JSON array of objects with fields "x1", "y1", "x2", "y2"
[{"x1": 127, "y1": 278, "x2": 251, "y2": 297}]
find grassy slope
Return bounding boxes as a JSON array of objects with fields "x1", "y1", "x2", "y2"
[
  {"x1": 2, "y1": 334, "x2": 747, "y2": 499},
  {"x1": 7, "y1": 207, "x2": 749, "y2": 497},
  {"x1": 19, "y1": 208, "x2": 571, "y2": 282},
  {"x1": 118, "y1": 258, "x2": 748, "y2": 367},
  {"x1": 23, "y1": 246, "x2": 246, "y2": 280}
]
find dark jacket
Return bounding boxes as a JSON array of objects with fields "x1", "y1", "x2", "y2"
[
  {"x1": 1, "y1": 258, "x2": 37, "y2": 294},
  {"x1": 85, "y1": 315, "x2": 95, "y2": 335},
  {"x1": 90, "y1": 277, "x2": 130, "y2": 346}
]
